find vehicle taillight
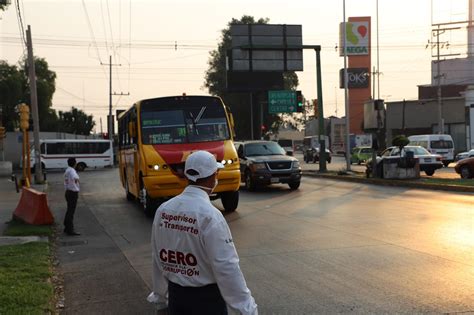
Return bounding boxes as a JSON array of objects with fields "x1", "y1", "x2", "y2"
[{"x1": 436, "y1": 157, "x2": 441, "y2": 161}]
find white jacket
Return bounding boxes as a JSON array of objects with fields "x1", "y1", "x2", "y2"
[{"x1": 148, "y1": 185, "x2": 258, "y2": 315}]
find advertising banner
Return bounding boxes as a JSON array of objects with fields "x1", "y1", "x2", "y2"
[
  {"x1": 339, "y1": 21, "x2": 369, "y2": 56},
  {"x1": 339, "y1": 68, "x2": 370, "y2": 89}
]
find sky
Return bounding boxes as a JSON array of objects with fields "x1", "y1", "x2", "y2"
[{"x1": 0, "y1": 0, "x2": 469, "y2": 133}]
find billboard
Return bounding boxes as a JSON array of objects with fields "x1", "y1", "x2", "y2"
[
  {"x1": 364, "y1": 99, "x2": 385, "y2": 130},
  {"x1": 339, "y1": 21, "x2": 369, "y2": 56},
  {"x1": 339, "y1": 68, "x2": 370, "y2": 89},
  {"x1": 230, "y1": 24, "x2": 303, "y2": 71}
]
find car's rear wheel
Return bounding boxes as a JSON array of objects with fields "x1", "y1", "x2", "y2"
[
  {"x1": 288, "y1": 181, "x2": 300, "y2": 190},
  {"x1": 221, "y1": 191, "x2": 239, "y2": 212},
  {"x1": 424, "y1": 169, "x2": 435, "y2": 176},
  {"x1": 460, "y1": 166, "x2": 472, "y2": 179},
  {"x1": 443, "y1": 161, "x2": 450, "y2": 167},
  {"x1": 244, "y1": 171, "x2": 256, "y2": 191}
]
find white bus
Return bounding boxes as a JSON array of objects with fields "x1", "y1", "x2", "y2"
[{"x1": 30, "y1": 139, "x2": 114, "y2": 171}]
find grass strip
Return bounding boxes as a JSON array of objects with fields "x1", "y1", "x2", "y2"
[
  {"x1": 3, "y1": 219, "x2": 54, "y2": 237},
  {"x1": 0, "y1": 242, "x2": 53, "y2": 314}
]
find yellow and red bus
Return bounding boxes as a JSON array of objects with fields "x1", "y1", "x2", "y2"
[{"x1": 117, "y1": 95, "x2": 240, "y2": 216}]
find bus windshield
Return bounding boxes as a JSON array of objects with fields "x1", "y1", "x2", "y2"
[{"x1": 140, "y1": 98, "x2": 230, "y2": 145}]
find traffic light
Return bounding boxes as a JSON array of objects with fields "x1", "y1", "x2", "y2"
[
  {"x1": 18, "y1": 103, "x2": 30, "y2": 130},
  {"x1": 0, "y1": 127, "x2": 5, "y2": 139},
  {"x1": 296, "y1": 91, "x2": 304, "y2": 112}
]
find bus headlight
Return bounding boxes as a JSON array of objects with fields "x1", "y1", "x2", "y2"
[{"x1": 153, "y1": 164, "x2": 160, "y2": 170}]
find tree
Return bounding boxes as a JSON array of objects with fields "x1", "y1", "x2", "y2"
[
  {"x1": 20, "y1": 57, "x2": 59, "y2": 131},
  {"x1": 204, "y1": 16, "x2": 299, "y2": 139},
  {"x1": 0, "y1": 57, "x2": 59, "y2": 131},
  {"x1": 0, "y1": 3, "x2": 9, "y2": 11},
  {"x1": 58, "y1": 107, "x2": 95, "y2": 135},
  {"x1": 0, "y1": 61, "x2": 25, "y2": 131}
]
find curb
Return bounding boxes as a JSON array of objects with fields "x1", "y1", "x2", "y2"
[
  {"x1": 0, "y1": 236, "x2": 49, "y2": 246},
  {"x1": 302, "y1": 170, "x2": 474, "y2": 193}
]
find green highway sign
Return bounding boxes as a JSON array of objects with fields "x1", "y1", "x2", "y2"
[{"x1": 268, "y1": 90, "x2": 297, "y2": 114}]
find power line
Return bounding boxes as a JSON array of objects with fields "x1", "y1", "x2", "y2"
[
  {"x1": 81, "y1": 0, "x2": 104, "y2": 64},
  {"x1": 14, "y1": 0, "x2": 26, "y2": 51},
  {"x1": 128, "y1": 0, "x2": 132, "y2": 94},
  {"x1": 105, "y1": 0, "x2": 117, "y2": 61},
  {"x1": 100, "y1": 0, "x2": 110, "y2": 57}
]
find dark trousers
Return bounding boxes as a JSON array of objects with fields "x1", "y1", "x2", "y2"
[
  {"x1": 168, "y1": 281, "x2": 227, "y2": 315},
  {"x1": 64, "y1": 190, "x2": 79, "y2": 232}
]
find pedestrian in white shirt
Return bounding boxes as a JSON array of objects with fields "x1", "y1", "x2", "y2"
[
  {"x1": 64, "y1": 157, "x2": 80, "y2": 236},
  {"x1": 148, "y1": 150, "x2": 258, "y2": 315}
]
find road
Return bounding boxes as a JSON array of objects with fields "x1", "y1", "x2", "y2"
[{"x1": 47, "y1": 168, "x2": 473, "y2": 314}]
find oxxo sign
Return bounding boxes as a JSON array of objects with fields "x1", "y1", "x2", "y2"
[
  {"x1": 339, "y1": 68, "x2": 370, "y2": 89},
  {"x1": 339, "y1": 21, "x2": 369, "y2": 56}
]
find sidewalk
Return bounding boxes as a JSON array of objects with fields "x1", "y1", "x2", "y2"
[{"x1": 45, "y1": 173, "x2": 156, "y2": 314}]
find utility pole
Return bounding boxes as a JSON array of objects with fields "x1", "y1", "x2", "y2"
[
  {"x1": 343, "y1": 0, "x2": 351, "y2": 171},
  {"x1": 26, "y1": 25, "x2": 43, "y2": 183},
  {"x1": 430, "y1": 25, "x2": 461, "y2": 134},
  {"x1": 102, "y1": 55, "x2": 129, "y2": 139},
  {"x1": 376, "y1": 0, "x2": 380, "y2": 100},
  {"x1": 435, "y1": 26, "x2": 444, "y2": 134}
]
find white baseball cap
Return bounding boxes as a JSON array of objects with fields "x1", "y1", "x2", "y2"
[{"x1": 184, "y1": 150, "x2": 224, "y2": 182}]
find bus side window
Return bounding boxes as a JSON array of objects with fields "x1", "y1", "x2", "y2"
[{"x1": 130, "y1": 109, "x2": 137, "y2": 144}]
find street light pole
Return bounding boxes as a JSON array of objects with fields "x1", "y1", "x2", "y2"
[{"x1": 343, "y1": 0, "x2": 351, "y2": 170}]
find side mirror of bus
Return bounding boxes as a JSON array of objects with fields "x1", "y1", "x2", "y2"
[{"x1": 128, "y1": 122, "x2": 137, "y2": 138}]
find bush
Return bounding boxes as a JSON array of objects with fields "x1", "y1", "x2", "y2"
[{"x1": 392, "y1": 135, "x2": 409, "y2": 149}]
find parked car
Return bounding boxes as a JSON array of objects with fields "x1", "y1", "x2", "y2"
[
  {"x1": 235, "y1": 141, "x2": 302, "y2": 190},
  {"x1": 455, "y1": 149, "x2": 474, "y2": 161},
  {"x1": 408, "y1": 134, "x2": 455, "y2": 167},
  {"x1": 350, "y1": 146, "x2": 373, "y2": 165},
  {"x1": 454, "y1": 156, "x2": 474, "y2": 179},
  {"x1": 367, "y1": 145, "x2": 443, "y2": 177},
  {"x1": 304, "y1": 147, "x2": 332, "y2": 164}
]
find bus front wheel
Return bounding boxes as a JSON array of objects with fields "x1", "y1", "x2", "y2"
[
  {"x1": 140, "y1": 187, "x2": 158, "y2": 218},
  {"x1": 221, "y1": 191, "x2": 239, "y2": 212}
]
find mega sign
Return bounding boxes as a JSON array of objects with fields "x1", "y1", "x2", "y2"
[
  {"x1": 339, "y1": 21, "x2": 369, "y2": 56},
  {"x1": 339, "y1": 68, "x2": 370, "y2": 89}
]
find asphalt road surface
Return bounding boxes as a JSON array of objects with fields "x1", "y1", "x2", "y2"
[{"x1": 47, "y1": 168, "x2": 473, "y2": 314}]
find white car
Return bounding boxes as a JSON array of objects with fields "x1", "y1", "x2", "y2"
[
  {"x1": 378, "y1": 146, "x2": 443, "y2": 176},
  {"x1": 455, "y1": 149, "x2": 474, "y2": 161}
]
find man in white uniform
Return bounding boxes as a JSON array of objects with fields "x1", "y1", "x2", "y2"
[
  {"x1": 63, "y1": 157, "x2": 80, "y2": 236},
  {"x1": 148, "y1": 150, "x2": 258, "y2": 315}
]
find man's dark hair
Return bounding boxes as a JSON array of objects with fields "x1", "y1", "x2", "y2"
[
  {"x1": 186, "y1": 169, "x2": 214, "y2": 185},
  {"x1": 67, "y1": 158, "x2": 77, "y2": 167}
]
